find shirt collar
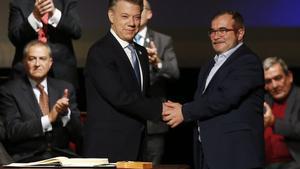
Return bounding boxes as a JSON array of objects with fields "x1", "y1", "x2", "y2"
[
  {"x1": 137, "y1": 26, "x2": 147, "y2": 39},
  {"x1": 110, "y1": 28, "x2": 130, "y2": 49},
  {"x1": 214, "y1": 42, "x2": 243, "y2": 62},
  {"x1": 28, "y1": 77, "x2": 48, "y2": 90}
]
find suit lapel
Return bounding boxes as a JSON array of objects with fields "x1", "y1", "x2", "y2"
[
  {"x1": 285, "y1": 86, "x2": 297, "y2": 121},
  {"x1": 47, "y1": 78, "x2": 60, "y2": 109},
  {"x1": 21, "y1": 77, "x2": 43, "y2": 118},
  {"x1": 196, "y1": 58, "x2": 215, "y2": 96},
  {"x1": 135, "y1": 43, "x2": 149, "y2": 92},
  {"x1": 107, "y1": 33, "x2": 142, "y2": 90}
]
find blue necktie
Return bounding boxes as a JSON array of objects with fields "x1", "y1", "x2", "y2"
[{"x1": 127, "y1": 44, "x2": 141, "y2": 86}]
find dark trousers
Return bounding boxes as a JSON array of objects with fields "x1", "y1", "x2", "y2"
[
  {"x1": 195, "y1": 142, "x2": 209, "y2": 169},
  {"x1": 195, "y1": 141, "x2": 262, "y2": 169}
]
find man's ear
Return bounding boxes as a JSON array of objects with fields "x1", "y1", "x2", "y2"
[
  {"x1": 237, "y1": 28, "x2": 245, "y2": 41},
  {"x1": 147, "y1": 10, "x2": 153, "y2": 20},
  {"x1": 48, "y1": 57, "x2": 53, "y2": 68},
  {"x1": 288, "y1": 70, "x2": 294, "y2": 83},
  {"x1": 108, "y1": 10, "x2": 114, "y2": 24}
]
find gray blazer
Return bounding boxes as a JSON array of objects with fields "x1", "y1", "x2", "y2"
[
  {"x1": 265, "y1": 85, "x2": 300, "y2": 164},
  {"x1": 144, "y1": 29, "x2": 179, "y2": 134}
]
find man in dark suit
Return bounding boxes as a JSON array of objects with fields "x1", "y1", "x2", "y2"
[
  {"x1": 263, "y1": 57, "x2": 300, "y2": 169},
  {"x1": 8, "y1": 0, "x2": 81, "y2": 87},
  {"x1": 0, "y1": 40, "x2": 82, "y2": 162},
  {"x1": 162, "y1": 11, "x2": 265, "y2": 169},
  {"x1": 83, "y1": 0, "x2": 165, "y2": 162},
  {"x1": 135, "y1": 0, "x2": 179, "y2": 164}
]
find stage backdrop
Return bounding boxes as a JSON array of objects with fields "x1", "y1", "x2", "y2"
[{"x1": 1, "y1": 0, "x2": 300, "y2": 68}]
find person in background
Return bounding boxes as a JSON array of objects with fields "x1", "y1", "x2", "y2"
[
  {"x1": 0, "y1": 40, "x2": 82, "y2": 162},
  {"x1": 8, "y1": 0, "x2": 81, "y2": 88},
  {"x1": 83, "y1": 0, "x2": 166, "y2": 162},
  {"x1": 263, "y1": 57, "x2": 300, "y2": 169},
  {"x1": 162, "y1": 10, "x2": 265, "y2": 169},
  {"x1": 135, "y1": 0, "x2": 179, "y2": 164}
]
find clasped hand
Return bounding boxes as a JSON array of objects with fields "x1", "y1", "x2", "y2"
[
  {"x1": 33, "y1": 0, "x2": 55, "y2": 20},
  {"x1": 48, "y1": 89, "x2": 69, "y2": 122},
  {"x1": 162, "y1": 101, "x2": 184, "y2": 128}
]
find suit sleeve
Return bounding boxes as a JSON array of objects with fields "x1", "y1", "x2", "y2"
[
  {"x1": 85, "y1": 46, "x2": 162, "y2": 122},
  {"x1": 274, "y1": 119, "x2": 300, "y2": 140},
  {"x1": 8, "y1": 1, "x2": 38, "y2": 46},
  {"x1": 0, "y1": 86, "x2": 44, "y2": 142},
  {"x1": 155, "y1": 36, "x2": 179, "y2": 79},
  {"x1": 55, "y1": 0, "x2": 81, "y2": 39},
  {"x1": 182, "y1": 54, "x2": 264, "y2": 121}
]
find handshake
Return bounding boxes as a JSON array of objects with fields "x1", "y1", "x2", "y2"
[{"x1": 162, "y1": 101, "x2": 184, "y2": 128}]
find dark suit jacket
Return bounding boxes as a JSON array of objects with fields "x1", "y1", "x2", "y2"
[
  {"x1": 0, "y1": 120, "x2": 13, "y2": 165},
  {"x1": 8, "y1": 0, "x2": 81, "y2": 87},
  {"x1": 265, "y1": 85, "x2": 300, "y2": 165},
  {"x1": 182, "y1": 44, "x2": 265, "y2": 169},
  {"x1": 0, "y1": 77, "x2": 82, "y2": 162},
  {"x1": 143, "y1": 29, "x2": 179, "y2": 134},
  {"x1": 83, "y1": 32, "x2": 162, "y2": 162}
]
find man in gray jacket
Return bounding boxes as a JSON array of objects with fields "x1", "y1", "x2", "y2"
[
  {"x1": 264, "y1": 57, "x2": 300, "y2": 169},
  {"x1": 135, "y1": 0, "x2": 179, "y2": 164}
]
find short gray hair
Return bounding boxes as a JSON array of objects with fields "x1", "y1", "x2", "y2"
[
  {"x1": 23, "y1": 40, "x2": 52, "y2": 59},
  {"x1": 263, "y1": 57, "x2": 289, "y2": 75}
]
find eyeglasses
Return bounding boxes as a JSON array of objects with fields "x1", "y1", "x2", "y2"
[{"x1": 208, "y1": 28, "x2": 236, "y2": 36}]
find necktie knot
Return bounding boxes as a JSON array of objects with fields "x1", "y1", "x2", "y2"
[
  {"x1": 127, "y1": 44, "x2": 135, "y2": 52},
  {"x1": 36, "y1": 83, "x2": 44, "y2": 91}
]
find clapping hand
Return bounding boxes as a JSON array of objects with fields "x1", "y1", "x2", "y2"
[
  {"x1": 146, "y1": 41, "x2": 161, "y2": 67},
  {"x1": 48, "y1": 89, "x2": 69, "y2": 122}
]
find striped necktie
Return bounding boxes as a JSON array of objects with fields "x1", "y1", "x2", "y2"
[{"x1": 127, "y1": 44, "x2": 141, "y2": 87}]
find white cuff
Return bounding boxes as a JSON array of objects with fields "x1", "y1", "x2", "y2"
[
  {"x1": 41, "y1": 115, "x2": 52, "y2": 132},
  {"x1": 48, "y1": 8, "x2": 61, "y2": 27},
  {"x1": 61, "y1": 108, "x2": 71, "y2": 127},
  {"x1": 28, "y1": 13, "x2": 43, "y2": 32}
]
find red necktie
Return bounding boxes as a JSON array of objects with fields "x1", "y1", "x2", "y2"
[{"x1": 38, "y1": 13, "x2": 49, "y2": 43}]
